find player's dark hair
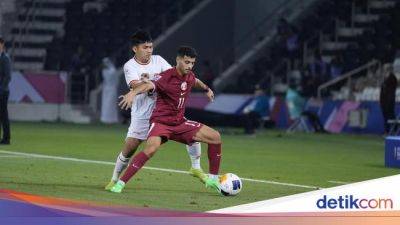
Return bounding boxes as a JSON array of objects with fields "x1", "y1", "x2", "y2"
[
  {"x1": 0, "y1": 37, "x2": 4, "y2": 44},
  {"x1": 131, "y1": 30, "x2": 152, "y2": 46},
  {"x1": 177, "y1": 46, "x2": 197, "y2": 58}
]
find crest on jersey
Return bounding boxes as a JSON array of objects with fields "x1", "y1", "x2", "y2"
[
  {"x1": 140, "y1": 73, "x2": 149, "y2": 79},
  {"x1": 181, "y1": 82, "x2": 187, "y2": 91}
]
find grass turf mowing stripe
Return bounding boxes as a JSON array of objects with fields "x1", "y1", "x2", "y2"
[{"x1": 0, "y1": 149, "x2": 322, "y2": 189}]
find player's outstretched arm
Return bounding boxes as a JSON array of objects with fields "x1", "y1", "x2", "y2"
[
  {"x1": 195, "y1": 78, "x2": 214, "y2": 102},
  {"x1": 118, "y1": 82, "x2": 154, "y2": 110}
]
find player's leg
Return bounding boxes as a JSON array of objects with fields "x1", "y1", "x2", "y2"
[
  {"x1": 120, "y1": 137, "x2": 161, "y2": 182},
  {"x1": 193, "y1": 125, "x2": 221, "y2": 144},
  {"x1": 105, "y1": 137, "x2": 142, "y2": 190},
  {"x1": 186, "y1": 142, "x2": 207, "y2": 182},
  {"x1": 110, "y1": 136, "x2": 163, "y2": 193},
  {"x1": 178, "y1": 125, "x2": 221, "y2": 192},
  {"x1": 186, "y1": 142, "x2": 201, "y2": 169},
  {"x1": 193, "y1": 125, "x2": 222, "y2": 176},
  {"x1": 106, "y1": 119, "x2": 148, "y2": 190},
  {"x1": 114, "y1": 138, "x2": 143, "y2": 180},
  {"x1": 192, "y1": 125, "x2": 222, "y2": 191}
]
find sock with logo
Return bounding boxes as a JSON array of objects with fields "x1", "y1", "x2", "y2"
[
  {"x1": 208, "y1": 143, "x2": 221, "y2": 175},
  {"x1": 120, "y1": 152, "x2": 149, "y2": 183}
]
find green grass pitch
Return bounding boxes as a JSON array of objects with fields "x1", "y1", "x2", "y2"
[{"x1": 0, "y1": 122, "x2": 397, "y2": 211}]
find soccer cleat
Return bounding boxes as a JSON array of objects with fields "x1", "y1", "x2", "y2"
[
  {"x1": 110, "y1": 180, "x2": 125, "y2": 193},
  {"x1": 205, "y1": 177, "x2": 221, "y2": 193},
  {"x1": 105, "y1": 180, "x2": 116, "y2": 191},
  {"x1": 188, "y1": 167, "x2": 207, "y2": 183}
]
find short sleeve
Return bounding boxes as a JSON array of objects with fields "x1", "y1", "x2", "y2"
[
  {"x1": 157, "y1": 55, "x2": 172, "y2": 71},
  {"x1": 152, "y1": 73, "x2": 168, "y2": 93},
  {"x1": 190, "y1": 73, "x2": 197, "y2": 87},
  {"x1": 123, "y1": 63, "x2": 140, "y2": 87}
]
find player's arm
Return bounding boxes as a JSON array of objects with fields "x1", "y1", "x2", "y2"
[
  {"x1": 124, "y1": 63, "x2": 150, "y2": 90},
  {"x1": 128, "y1": 80, "x2": 141, "y2": 89},
  {"x1": 118, "y1": 82, "x2": 155, "y2": 110},
  {"x1": 195, "y1": 78, "x2": 214, "y2": 102}
]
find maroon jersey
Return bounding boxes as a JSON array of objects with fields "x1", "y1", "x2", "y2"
[{"x1": 150, "y1": 67, "x2": 196, "y2": 126}]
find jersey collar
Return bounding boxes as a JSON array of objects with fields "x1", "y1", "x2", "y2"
[{"x1": 134, "y1": 56, "x2": 151, "y2": 65}]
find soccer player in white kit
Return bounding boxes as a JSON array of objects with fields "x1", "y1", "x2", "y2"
[{"x1": 105, "y1": 30, "x2": 206, "y2": 190}]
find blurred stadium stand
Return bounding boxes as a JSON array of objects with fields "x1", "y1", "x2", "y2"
[
  {"x1": 1, "y1": 0, "x2": 200, "y2": 103},
  {"x1": 2, "y1": 0, "x2": 400, "y2": 128},
  {"x1": 218, "y1": 0, "x2": 398, "y2": 99},
  {"x1": 0, "y1": 0, "x2": 17, "y2": 36},
  {"x1": 6, "y1": 0, "x2": 67, "y2": 71}
]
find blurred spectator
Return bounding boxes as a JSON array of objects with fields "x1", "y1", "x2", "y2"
[
  {"x1": 302, "y1": 98, "x2": 327, "y2": 133},
  {"x1": 45, "y1": 30, "x2": 64, "y2": 71},
  {"x1": 70, "y1": 45, "x2": 89, "y2": 75},
  {"x1": 69, "y1": 45, "x2": 91, "y2": 103},
  {"x1": 242, "y1": 85, "x2": 269, "y2": 135},
  {"x1": 393, "y1": 50, "x2": 400, "y2": 75},
  {"x1": 330, "y1": 55, "x2": 344, "y2": 80},
  {"x1": 286, "y1": 83, "x2": 306, "y2": 121},
  {"x1": 0, "y1": 37, "x2": 10, "y2": 144},
  {"x1": 276, "y1": 18, "x2": 292, "y2": 57},
  {"x1": 379, "y1": 64, "x2": 397, "y2": 134},
  {"x1": 286, "y1": 26, "x2": 300, "y2": 68},
  {"x1": 100, "y1": 57, "x2": 120, "y2": 124},
  {"x1": 301, "y1": 67, "x2": 319, "y2": 97},
  {"x1": 309, "y1": 52, "x2": 328, "y2": 82},
  {"x1": 286, "y1": 83, "x2": 326, "y2": 133}
]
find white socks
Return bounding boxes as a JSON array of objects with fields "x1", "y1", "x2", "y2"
[
  {"x1": 111, "y1": 143, "x2": 200, "y2": 181},
  {"x1": 111, "y1": 152, "x2": 130, "y2": 182},
  {"x1": 186, "y1": 142, "x2": 201, "y2": 169}
]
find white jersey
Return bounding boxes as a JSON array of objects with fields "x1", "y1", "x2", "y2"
[{"x1": 123, "y1": 55, "x2": 172, "y2": 120}]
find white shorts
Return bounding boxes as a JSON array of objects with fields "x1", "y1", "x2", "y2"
[{"x1": 126, "y1": 119, "x2": 150, "y2": 140}]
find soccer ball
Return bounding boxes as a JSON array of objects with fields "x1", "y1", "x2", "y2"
[{"x1": 219, "y1": 173, "x2": 242, "y2": 196}]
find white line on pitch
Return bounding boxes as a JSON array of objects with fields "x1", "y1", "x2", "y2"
[
  {"x1": 328, "y1": 180, "x2": 349, "y2": 184},
  {"x1": 0, "y1": 152, "x2": 28, "y2": 158},
  {"x1": 0, "y1": 150, "x2": 322, "y2": 190},
  {"x1": 0, "y1": 155, "x2": 27, "y2": 158}
]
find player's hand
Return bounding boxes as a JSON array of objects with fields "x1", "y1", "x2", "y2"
[
  {"x1": 206, "y1": 89, "x2": 214, "y2": 102},
  {"x1": 118, "y1": 91, "x2": 135, "y2": 110}
]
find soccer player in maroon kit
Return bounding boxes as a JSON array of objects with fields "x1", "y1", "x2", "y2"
[{"x1": 110, "y1": 46, "x2": 222, "y2": 193}]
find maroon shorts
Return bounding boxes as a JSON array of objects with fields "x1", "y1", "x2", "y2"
[{"x1": 148, "y1": 120, "x2": 203, "y2": 145}]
